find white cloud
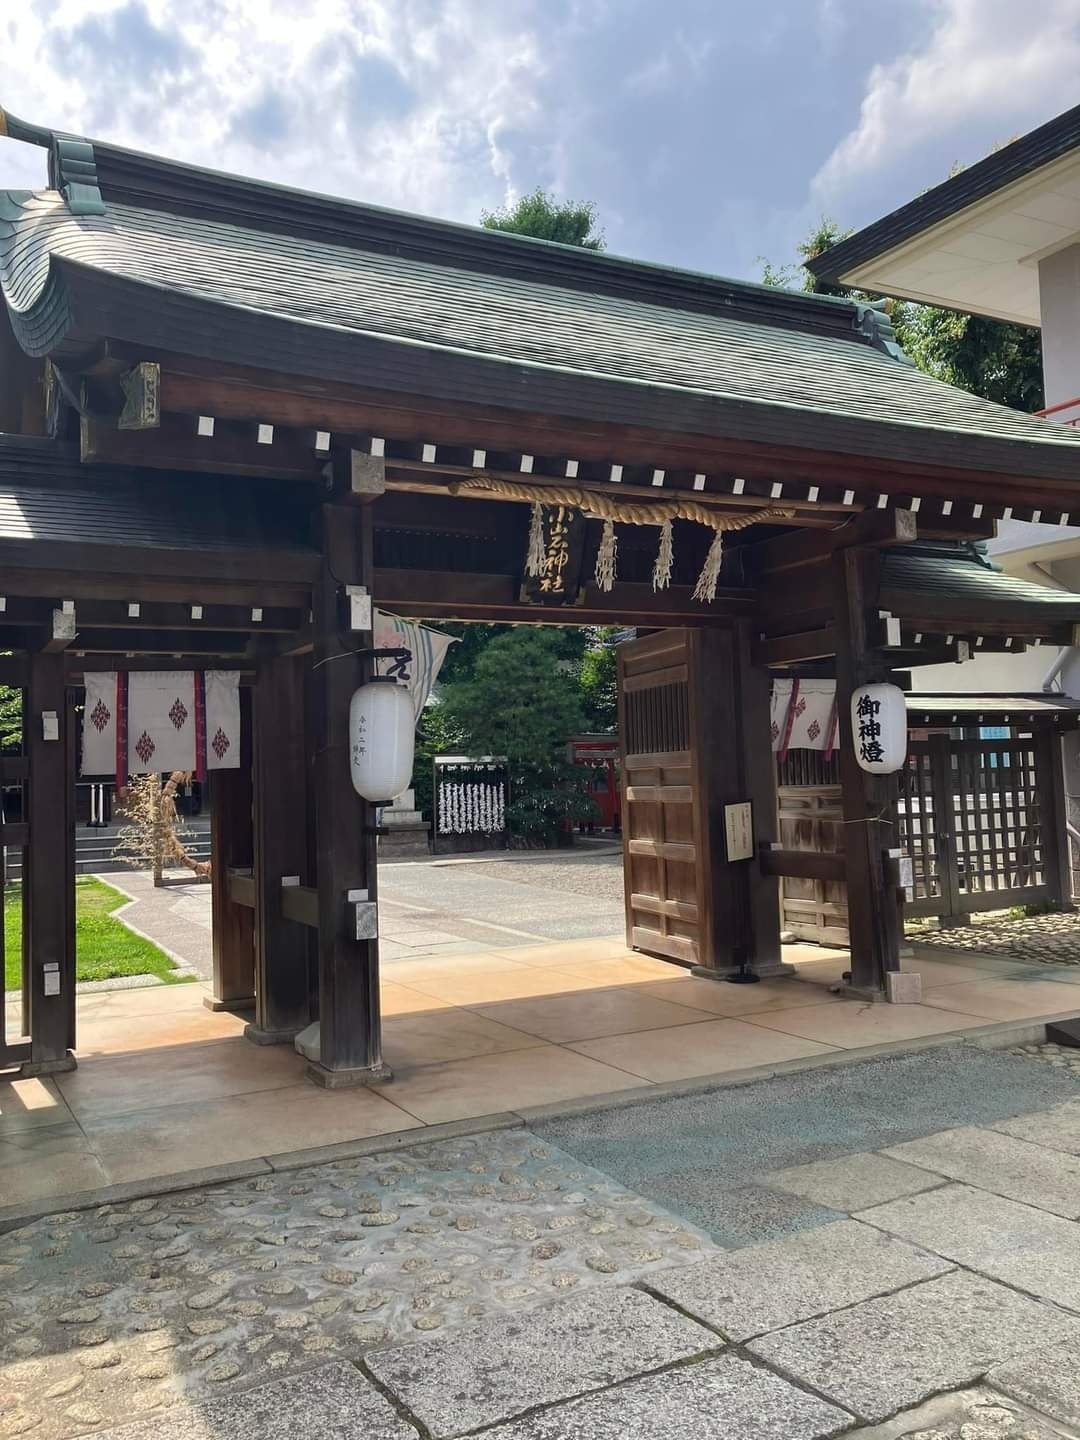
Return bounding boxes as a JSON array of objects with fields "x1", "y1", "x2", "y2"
[
  {"x1": 0, "y1": 0, "x2": 555, "y2": 222},
  {"x1": 814, "y1": 0, "x2": 1080, "y2": 201}
]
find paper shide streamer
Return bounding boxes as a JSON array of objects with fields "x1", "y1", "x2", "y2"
[{"x1": 454, "y1": 476, "x2": 794, "y2": 603}]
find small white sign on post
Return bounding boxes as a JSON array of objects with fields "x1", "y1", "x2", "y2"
[
  {"x1": 724, "y1": 801, "x2": 754, "y2": 862},
  {"x1": 899, "y1": 854, "x2": 915, "y2": 901}
]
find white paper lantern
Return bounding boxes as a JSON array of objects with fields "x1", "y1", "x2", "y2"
[
  {"x1": 851, "y1": 683, "x2": 907, "y2": 774},
  {"x1": 349, "y1": 679, "x2": 415, "y2": 802}
]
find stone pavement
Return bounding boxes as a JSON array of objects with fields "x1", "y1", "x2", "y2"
[
  {"x1": 104, "y1": 852, "x2": 627, "y2": 982},
  {"x1": 6, "y1": 1044, "x2": 1080, "y2": 1438},
  {"x1": 915, "y1": 908, "x2": 1080, "y2": 968},
  {"x1": 99, "y1": 874, "x2": 212, "y2": 982}
]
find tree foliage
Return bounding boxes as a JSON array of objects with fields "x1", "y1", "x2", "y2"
[
  {"x1": 481, "y1": 188, "x2": 605, "y2": 250},
  {"x1": 762, "y1": 216, "x2": 1044, "y2": 412},
  {"x1": 437, "y1": 628, "x2": 595, "y2": 845},
  {"x1": 0, "y1": 686, "x2": 21, "y2": 753},
  {"x1": 579, "y1": 627, "x2": 620, "y2": 732},
  {"x1": 439, "y1": 628, "x2": 587, "y2": 763}
]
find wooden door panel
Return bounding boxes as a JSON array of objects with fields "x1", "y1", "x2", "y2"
[{"x1": 619, "y1": 631, "x2": 702, "y2": 967}]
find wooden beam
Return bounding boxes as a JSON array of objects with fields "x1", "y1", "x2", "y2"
[
  {"x1": 0, "y1": 565, "x2": 311, "y2": 609},
  {"x1": 67, "y1": 656, "x2": 257, "y2": 678},
  {"x1": 749, "y1": 507, "x2": 917, "y2": 578},
  {"x1": 280, "y1": 885, "x2": 319, "y2": 928},
  {"x1": 130, "y1": 348, "x2": 1080, "y2": 512},
  {"x1": 0, "y1": 540, "x2": 317, "y2": 589},
  {"x1": 65, "y1": 629, "x2": 254, "y2": 656},
  {"x1": 759, "y1": 847, "x2": 847, "y2": 882},
  {"x1": 81, "y1": 412, "x2": 324, "y2": 480},
  {"x1": 385, "y1": 461, "x2": 841, "y2": 525},
  {"x1": 754, "y1": 627, "x2": 837, "y2": 667},
  {"x1": 373, "y1": 567, "x2": 757, "y2": 626}
]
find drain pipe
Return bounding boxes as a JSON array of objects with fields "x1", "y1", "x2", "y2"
[{"x1": 1042, "y1": 646, "x2": 1074, "y2": 693}]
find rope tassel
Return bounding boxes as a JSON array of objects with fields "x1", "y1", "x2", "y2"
[
  {"x1": 692, "y1": 529, "x2": 725, "y2": 603},
  {"x1": 596, "y1": 519, "x2": 618, "y2": 592},
  {"x1": 525, "y1": 502, "x2": 545, "y2": 578},
  {"x1": 652, "y1": 519, "x2": 674, "y2": 592}
]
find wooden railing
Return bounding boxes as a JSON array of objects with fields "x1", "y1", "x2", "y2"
[{"x1": 1036, "y1": 395, "x2": 1080, "y2": 427}]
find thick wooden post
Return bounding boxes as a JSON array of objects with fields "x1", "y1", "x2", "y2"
[
  {"x1": 247, "y1": 651, "x2": 313, "y2": 1042},
  {"x1": 23, "y1": 651, "x2": 75, "y2": 1075},
  {"x1": 207, "y1": 688, "x2": 256, "y2": 1011},
  {"x1": 832, "y1": 548, "x2": 900, "y2": 996},
  {"x1": 308, "y1": 454, "x2": 388, "y2": 1087},
  {"x1": 735, "y1": 622, "x2": 784, "y2": 974},
  {"x1": 1042, "y1": 728, "x2": 1074, "y2": 912},
  {"x1": 693, "y1": 624, "x2": 784, "y2": 978}
]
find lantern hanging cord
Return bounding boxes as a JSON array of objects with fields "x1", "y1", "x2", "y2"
[{"x1": 452, "y1": 477, "x2": 795, "y2": 532}]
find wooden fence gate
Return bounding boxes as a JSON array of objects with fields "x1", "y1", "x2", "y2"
[{"x1": 898, "y1": 731, "x2": 1071, "y2": 923}]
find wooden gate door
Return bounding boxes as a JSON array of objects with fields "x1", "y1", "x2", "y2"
[
  {"x1": 617, "y1": 626, "x2": 780, "y2": 972},
  {"x1": 618, "y1": 631, "x2": 699, "y2": 965},
  {"x1": 0, "y1": 658, "x2": 31, "y2": 1069}
]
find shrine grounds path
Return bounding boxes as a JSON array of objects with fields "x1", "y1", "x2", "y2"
[
  {"x1": 102, "y1": 847, "x2": 628, "y2": 985},
  {"x1": 6, "y1": 1042, "x2": 1080, "y2": 1440}
]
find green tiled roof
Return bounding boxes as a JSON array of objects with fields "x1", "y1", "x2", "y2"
[
  {"x1": 882, "y1": 546, "x2": 1080, "y2": 619},
  {"x1": 4, "y1": 174, "x2": 1080, "y2": 482},
  {"x1": 3, "y1": 192, "x2": 1078, "y2": 445}
]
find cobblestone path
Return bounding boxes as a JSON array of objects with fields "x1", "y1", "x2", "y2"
[
  {"x1": 0, "y1": 1132, "x2": 709, "y2": 1438},
  {"x1": 914, "y1": 909, "x2": 1080, "y2": 967}
]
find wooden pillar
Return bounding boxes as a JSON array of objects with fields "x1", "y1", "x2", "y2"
[
  {"x1": 832, "y1": 548, "x2": 901, "y2": 995},
  {"x1": 308, "y1": 454, "x2": 388, "y2": 1087},
  {"x1": 735, "y1": 622, "x2": 784, "y2": 974},
  {"x1": 693, "y1": 624, "x2": 784, "y2": 978},
  {"x1": 23, "y1": 651, "x2": 75, "y2": 1075},
  {"x1": 1042, "y1": 727, "x2": 1074, "y2": 912},
  {"x1": 247, "y1": 651, "x2": 314, "y2": 1042},
  {"x1": 207, "y1": 688, "x2": 255, "y2": 1011}
]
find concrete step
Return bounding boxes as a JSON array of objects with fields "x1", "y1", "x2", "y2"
[{"x1": 4, "y1": 830, "x2": 212, "y2": 882}]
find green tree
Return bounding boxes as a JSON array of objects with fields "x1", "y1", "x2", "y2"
[
  {"x1": 412, "y1": 700, "x2": 467, "y2": 822},
  {"x1": 438, "y1": 628, "x2": 595, "y2": 844},
  {"x1": 0, "y1": 685, "x2": 20, "y2": 753},
  {"x1": 579, "y1": 627, "x2": 620, "y2": 732},
  {"x1": 481, "y1": 188, "x2": 605, "y2": 250},
  {"x1": 763, "y1": 217, "x2": 1044, "y2": 412}
]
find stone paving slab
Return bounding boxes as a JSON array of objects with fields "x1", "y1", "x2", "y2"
[
  {"x1": 534, "y1": 1047, "x2": 1080, "y2": 1239},
  {"x1": 847, "y1": 1387, "x2": 1070, "y2": 1440},
  {"x1": 991, "y1": 1097, "x2": 1080, "y2": 1154},
  {"x1": 483, "y1": 1352, "x2": 852, "y2": 1440},
  {"x1": 990, "y1": 1341, "x2": 1080, "y2": 1429},
  {"x1": 857, "y1": 1182, "x2": 1080, "y2": 1311},
  {"x1": 364, "y1": 1286, "x2": 720, "y2": 1437},
  {"x1": 882, "y1": 1125, "x2": 1080, "y2": 1218},
  {"x1": 766, "y1": 1152, "x2": 944, "y2": 1212},
  {"x1": 646, "y1": 1219, "x2": 952, "y2": 1341},
  {"x1": 83, "y1": 1363, "x2": 415, "y2": 1440},
  {"x1": 749, "y1": 1270, "x2": 1080, "y2": 1423},
  {"x1": 0, "y1": 1131, "x2": 714, "y2": 1440}
]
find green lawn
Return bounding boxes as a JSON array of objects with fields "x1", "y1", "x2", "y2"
[{"x1": 3, "y1": 876, "x2": 192, "y2": 991}]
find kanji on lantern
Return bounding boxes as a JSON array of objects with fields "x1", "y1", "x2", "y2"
[{"x1": 850, "y1": 683, "x2": 907, "y2": 773}]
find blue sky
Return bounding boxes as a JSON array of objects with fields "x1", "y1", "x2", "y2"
[{"x1": 2, "y1": 0, "x2": 1080, "y2": 282}]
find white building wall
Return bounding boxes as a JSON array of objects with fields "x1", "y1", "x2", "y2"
[{"x1": 1038, "y1": 243, "x2": 1080, "y2": 408}]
